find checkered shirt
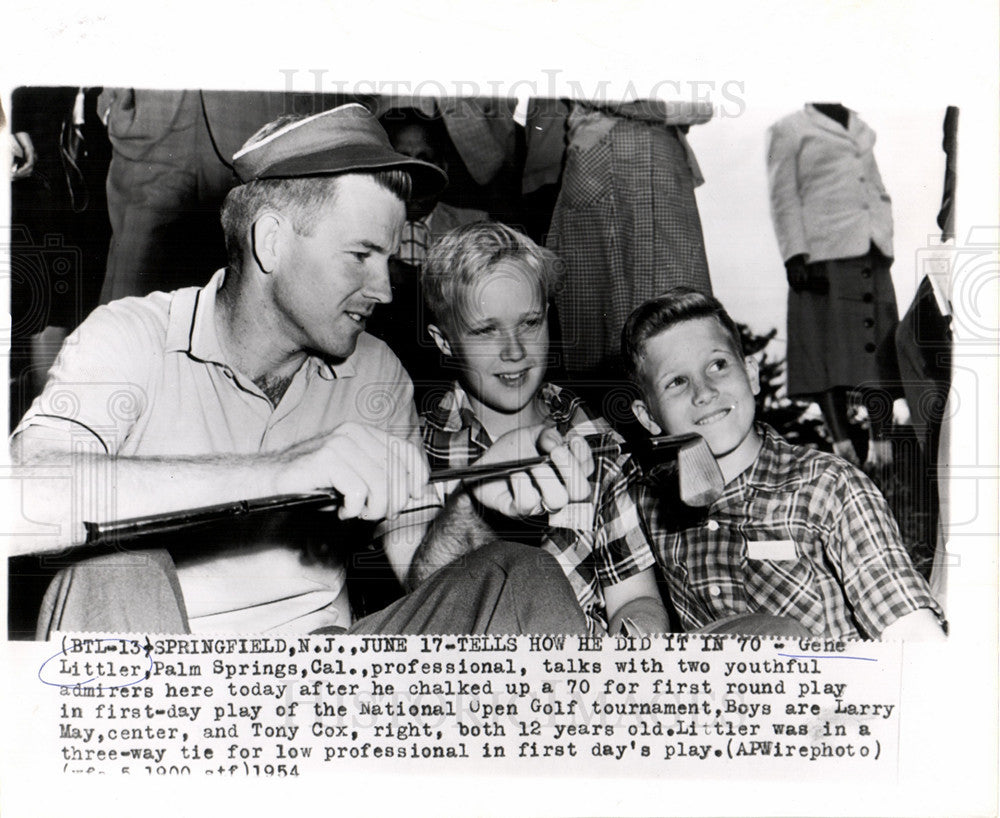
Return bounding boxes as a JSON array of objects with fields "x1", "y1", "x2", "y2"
[
  {"x1": 421, "y1": 382, "x2": 656, "y2": 634},
  {"x1": 633, "y1": 424, "x2": 945, "y2": 639},
  {"x1": 397, "y1": 216, "x2": 433, "y2": 267}
]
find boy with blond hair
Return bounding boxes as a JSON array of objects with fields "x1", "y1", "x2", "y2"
[{"x1": 408, "y1": 221, "x2": 669, "y2": 634}]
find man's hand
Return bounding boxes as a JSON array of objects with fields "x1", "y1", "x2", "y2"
[
  {"x1": 273, "y1": 422, "x2": 428, "y2": 522},
  {"x1": 11, "y1": 131, "x2": 36, "y2": 179},
  {"x1": 784, "y1": 254, "x2": 809, "y2": 292},
  {"x1": 468, "y1": 425, "x2": 594, "y2": 518}
]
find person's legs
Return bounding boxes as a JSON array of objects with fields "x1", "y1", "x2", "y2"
[
  {"x1": 34, "y1": 540, "x2": 590, "y2": 638},
  {"x1": 100, "y1": 91, "x2": 227, "y2": 302},
  {"x1": 702, "y1": 613, "x2": 813, "y2": 638},
  {"x1": 348, "y1": 541, "x2": 589, "y2": 635},
  {"x1": 817, "y1": 386, "x2": 861, "y2": 465},
  {"x1": 36, "y1": 550, "x2": 190, "y2": 638}
]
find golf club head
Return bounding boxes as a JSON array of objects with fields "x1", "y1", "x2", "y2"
[{"x1": 639, "y1": 433, "x2": 724, "y2": 508}]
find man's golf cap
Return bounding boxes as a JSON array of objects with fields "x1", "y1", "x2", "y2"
[{"x1": 232, "y1": 103, "x2": 448, "y2": 198}]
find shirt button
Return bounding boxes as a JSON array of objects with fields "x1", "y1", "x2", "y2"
[
  {"x1": 862, "y1": 203, "x2": 870, "y2": 210},
  {"x1": 865, "y1": 342, "x2": 877, "y2": 353},
  {"x1": 861, "y1": 267, "x2": 872, "y2": 278},
  {"x1": 709, "y1": 585, "x2": 722, "y2": 597},
  {"x1": 864, "y1": 318, "x2": 875, "y2": 328},
  {"x1": 859, "y1": 175, "x2": 866, "y2": 182},
  {"x1": 862, "y1": 292, "x2": 874, "y2": 303},
  {"x1": 706, "y1": 519, "x2": 720, "y2": 531}
]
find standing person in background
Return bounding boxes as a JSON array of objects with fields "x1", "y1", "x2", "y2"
[
  {"x1": 368, "y1": 108, "x2": 488, "y2": 401},
  {"x1": 766, "y1": 102, "x2": 901, "y2": 468},
  {"x1": 381, "y1": 108, "x2": 488, "y2": 269},
  {"x1": 8, "y1": 86, "x2": 111, "y2": 419},
  {"x1": 545, "y1": 98, "x2": 714, "y2": 393},
  {"x1": 96, "y1": 89, "x2": 353, "y2": 303}
]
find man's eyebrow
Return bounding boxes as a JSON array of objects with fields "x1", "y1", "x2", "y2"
[{"x1": 353, "y1": 239, "x2": 389, "y2": 253}]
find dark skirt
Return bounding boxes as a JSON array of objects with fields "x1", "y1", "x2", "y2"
[{"x1": 786, "y1": 248, "x2": 901, "y2": 397}]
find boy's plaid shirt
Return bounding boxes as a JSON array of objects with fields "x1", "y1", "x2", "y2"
[
  {"x1": 421, "y1": 382, "x2": 656, "y2": 634},
  {"x1": 628, "y1": 423, "x2": 945, "y2": 639}
]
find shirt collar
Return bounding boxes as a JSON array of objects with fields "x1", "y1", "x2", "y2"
[
  {"x1": 423, "y1": 381, "x2": 575, "y2": 436},
  {"x1": 735, "y1": 422, "x2": 803, "y2": 493},
  {"x1": 164, "y1": 269, "x2": 227, "y2": 361},
  {"x1": 405, "y1": 210, "x2": 433, "y2": 230},
  {"x1": 163, "y1": 268, "x2": 348, "y2": 380},
  {"x1": 804, "y1": 103, "x2": 859, "y2": 137},
  {"x1": 423, "y1": 382, "x2": 482, "y2": 435}
]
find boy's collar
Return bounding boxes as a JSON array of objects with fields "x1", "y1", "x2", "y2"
[
  {"x1": 424, "y1": 381, "x2": 576, "y2": 435},
  {"x1": 737, "y1": 423, "x2": 804, "y2": 493},
  {"x1": 423, "y1": 382, "x2": 480, "y2": 435}
]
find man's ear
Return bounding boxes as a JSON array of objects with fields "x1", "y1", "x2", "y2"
[
  {"x1": 744, "y1": 356, "x2": 761, "y2": 396},
  {"x1": 631, "y1": 399, "x2": 663, "y2": 436},
  {"x1": 427, "y1": 324, "x2": 453, "y2": 357},
  {"x1": 250, "y1": 212, "x2": 283, "y2": 274}
]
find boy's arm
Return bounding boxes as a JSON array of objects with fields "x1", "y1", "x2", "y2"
[
  {"x1": 405, "y1": 425, "x2": 595, "y2": 590},
  {"x1": 605, "y1": 568, "x2": 670, "y2": 635},
  {"x1": 879, "y1": 609, "x2": 946, "y2": 641},
  {"x1": 404, "y1": 489, "x2": 496, "y2": 590},
  {"x1": 826, "y1": 465, "x2": 946, "y2": 639},
  {"x1": 593, "y1": 454, "x2": 669, "y2": 634}
]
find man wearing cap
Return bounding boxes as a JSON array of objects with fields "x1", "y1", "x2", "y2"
[{"x1": 10, "y1": 104, "x2": 592, "y2": 636}]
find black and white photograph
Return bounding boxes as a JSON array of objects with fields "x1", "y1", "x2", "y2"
[{"x1": 2, "y1": 2, "x2": 997, "y2": 816}]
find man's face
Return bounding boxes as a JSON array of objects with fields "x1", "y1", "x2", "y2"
[
  {"x1": 271, "y1": 174, "x2": 405, "y2": 360},
  {"x1": 390, "y1": 123, "x2": 443, "y2": 218},
  {"x1": 633, "y1": 317, "x2": 761, "y2": 475},
  {"x1": 437, "y1": 260, "x2": 549, "y2": 422},
  {"x1": 392, "y1": 123, "x2": 442, "y2": 167}
]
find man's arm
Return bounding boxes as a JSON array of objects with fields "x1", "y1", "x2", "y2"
[{"x1": 9, "y1": 421, "x2": 428, "y2": 557}]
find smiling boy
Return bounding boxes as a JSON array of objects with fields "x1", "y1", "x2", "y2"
[
  {"x1": 408, "y1": 221, "x2": 670, "y2": 634},
  {"x1": 623, "y1": 288, "x2": 945, "y2": 640}
]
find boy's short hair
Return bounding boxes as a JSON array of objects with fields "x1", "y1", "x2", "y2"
[
  {"x1": 422, "y1": 221, "x2": 562, "y2": 333},
  {"x1": 622, "y1": 287, "x2": 744, "y2": 382}
]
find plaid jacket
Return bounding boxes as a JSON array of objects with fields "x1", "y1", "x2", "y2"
[
  {"x1": 630, "y1": 423, "x2": 944, "y2": 639},
  {"x1": 421, "y1": 382, "x2": 656, "y2": 633}
]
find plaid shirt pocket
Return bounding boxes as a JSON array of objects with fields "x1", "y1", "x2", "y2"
[{"x1": 744, "y1": 555, "x2": 827, "y2": 635}]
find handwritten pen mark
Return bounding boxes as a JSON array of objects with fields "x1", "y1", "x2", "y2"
[
  {"x1": 37, "y1": 638, "x2": 155, "y2": 689},
  {"x1": 777, "y1": 653, "x2": 877, "y2": 662}
]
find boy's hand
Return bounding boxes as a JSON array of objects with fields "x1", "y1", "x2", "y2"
[{"x1": 470, "y1": 425, "x2": 594, "y2": 518}]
